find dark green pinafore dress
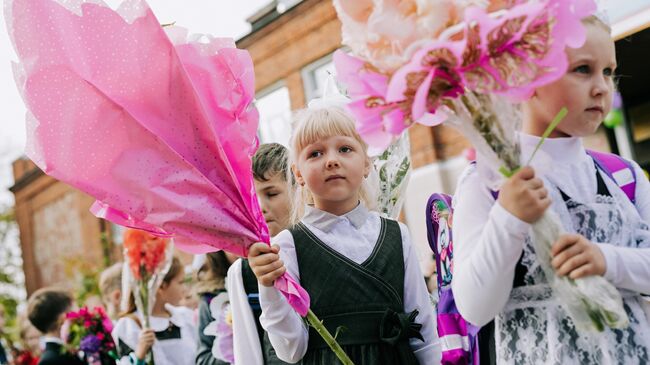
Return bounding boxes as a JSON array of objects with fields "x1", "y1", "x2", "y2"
[{"x1": 291, "y1": 218, "x2": 424, "y2": 365}]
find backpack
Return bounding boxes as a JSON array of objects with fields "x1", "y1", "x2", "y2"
[{"x1": 425, "y1": 151, "x2": 638, "y2": 365}]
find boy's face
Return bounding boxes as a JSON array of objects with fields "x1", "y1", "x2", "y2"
[
  {"x1": 254, "y1": 172, "x2": 291, "y2": 237},
  {"x1": 527, "y1": 23, "x2": 616, "y2": 137}
]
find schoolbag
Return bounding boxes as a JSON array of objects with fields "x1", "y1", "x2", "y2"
[{"x1": 425, "y1": 151, "x2": 638, "y2": 365}]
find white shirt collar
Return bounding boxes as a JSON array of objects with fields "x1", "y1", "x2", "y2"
[
  {"x1": 136, "y1": 305, "x2": 188, "y2": 332},
  {"x1": 519, "y1": 132, "x2": 587, "y2": 166},
  {"x1": 40, "y1": 336, "x2": 63, "y2": 346},
  {"x1": 302, "y1": 203, "x2": 370, "y2": 232}
]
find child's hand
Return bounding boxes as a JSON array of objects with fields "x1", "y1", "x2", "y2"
[
  {"x1": 248, "y1": 242, "x2": 286, "y2": 287},
  {"x1": 551, "y1": 234, "x2": 606, "y2": 279},
  {"x1": 135, "y1": 328, "x2": 155, "y2": 360},
  {"x1": 498, "y1": 166, "x2": 551, "y2": 223}
]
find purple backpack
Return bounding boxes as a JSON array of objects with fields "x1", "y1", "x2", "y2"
[{"x1": 425, "y1": 151, "x2": 637, "y2": 365}]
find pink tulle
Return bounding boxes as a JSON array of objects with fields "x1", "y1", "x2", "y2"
[{"x1": 7, "y1": 0, "x2": 308, "y2": 316}]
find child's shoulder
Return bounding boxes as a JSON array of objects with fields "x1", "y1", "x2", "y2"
[
  {"x1": 166, "y1": 304, "x2": 194, "y2": 323},
  {"x1": 112, "y1": 315, "x2": 141, "y2": 340},
  {"x1": 226, "y1": 257, "x2": 244, "y2": 277}
]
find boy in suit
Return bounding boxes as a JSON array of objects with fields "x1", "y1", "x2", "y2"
[{"x1": 27, "y1": 287, "x2": 84, "y2": 365}]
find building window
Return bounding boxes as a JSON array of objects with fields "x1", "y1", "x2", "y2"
[
  {"x1": 256, "y1": 83, "x2": 293, "y2": 147},
  {"x1": 302, "y1": 54, "x2": 337, "y2": 104}
]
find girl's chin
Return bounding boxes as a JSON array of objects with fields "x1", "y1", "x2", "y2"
[{"x1": 559, "y1": 122, "x2": 602, "y2": 138}]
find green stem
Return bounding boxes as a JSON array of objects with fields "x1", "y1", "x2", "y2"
[
  {"x1": 305, "y1": 309, "x2": 355, "y2": 365},
  {"x1": 526, "y1": 107, "x2": 568, "y2": 166},
  {"x1": 138, "y1": 275, "x2": 154, "y2": 365}
]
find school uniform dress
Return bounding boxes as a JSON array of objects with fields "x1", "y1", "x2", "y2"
[
  {"x1": 452, "y1": 134, "x2": 650, "y2": 364},
  {"x1": 258, "y1": 204, "x2": 441, "y2": 364},
  {"x1": 113, "y1": 305, "x2": 197, "y2": 365}
]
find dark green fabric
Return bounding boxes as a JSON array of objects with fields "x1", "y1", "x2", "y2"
[{"x1": 292, "y1": 218, "x2": 420, "y2": 365}]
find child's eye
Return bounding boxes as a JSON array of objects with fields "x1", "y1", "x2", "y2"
[
  {"x1": 308, "y1": 150, "x2": 322, "y2": 159},
  {"x1": 339, "y1": 146, "x2": 352, "y2": 153},
  {"x1": 603, "y1": 68, "x2": 614, "y2": 77},
  {"x1": 573, "y1": 65, "x2": 590, "y2": 74},
  {"x1": 267, "y1": 192, "x2": 278, "y2": 198}
]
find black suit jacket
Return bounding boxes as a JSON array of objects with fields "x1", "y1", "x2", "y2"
[{"x1": 38, "y1": 342, "x2": 85, "y2": 365}]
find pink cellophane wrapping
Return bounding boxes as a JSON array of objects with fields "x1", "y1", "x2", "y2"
[{"x1": 6, "y1": 0, "x2": 309, "y2": 316}]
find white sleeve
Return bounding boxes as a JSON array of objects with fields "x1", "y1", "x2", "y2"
[
  {"x1": 451, "y1": 166, "x2": 531, "y2": 327},
  {"x1": 631, "y1": 161, "x2": 650, "y2": 221},
  {"x1": 597, "y1": 161, "x2": 650, "y2": 295},
  {"x1": 227, "y1": 259, "x2": 264, "y2": 365},
  {"x1": 398, "y1": 222, "x2": 441, "y2": 364},
  {"x1": 258, "y1": 230, "x2": 309, "y2": 363},
  {"x1": 112, "y1": 317, "x2": 140, "y2": 365}
]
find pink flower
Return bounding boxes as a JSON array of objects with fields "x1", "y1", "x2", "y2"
[
  {"x1": 333, "y1": 0, "x2": 498, "y2": 73},
  {"x1": 386, "y1": 40, "x2": 464, "y2": 124},
  {"x1": 334, "y1": 50, "x2": 400, "y2": 153},
  {"x1": 335, "y1": 0, "x2": 598, "y2": 149}
]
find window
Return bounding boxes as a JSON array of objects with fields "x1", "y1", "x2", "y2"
[
  {"x1": 256, "y1": 83, "x2": 293, "y2": 147},
  {"x1": 302, "y1": 54, "x2": 337, "y2": 104}
]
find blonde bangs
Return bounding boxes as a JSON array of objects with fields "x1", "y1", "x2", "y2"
[{"x1": 291, "y1": 106, "x2": 368, "y2": 158}]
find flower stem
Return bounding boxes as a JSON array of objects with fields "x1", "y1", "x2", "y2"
[{"x1": 305, "y1": 309, "x2": 355, "y2": 365}]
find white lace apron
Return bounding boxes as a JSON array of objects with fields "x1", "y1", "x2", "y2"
[{"x1": 495, "y1": 170, "x2": 650, "y2": 365}]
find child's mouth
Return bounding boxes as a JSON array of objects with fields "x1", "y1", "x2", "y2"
[
  {"x1": 325, "y1": 175, "x2": 345, "y2": 182},
  {"x1": 586, "y1": 106, "x2": 603, "y2": 114}
]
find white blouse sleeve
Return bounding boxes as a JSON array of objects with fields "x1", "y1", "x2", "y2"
[
  {"x1": 112, "y1": 317, "x2": 141, "y2": 365},
  {"x1": 398, "y1": 222, "x2": 441, "y2": 364},
  {"x1": 598, "y1": 160, "x2": 650, "y2": 295},
  {"x1": 258, "y1": 229, "x2": 309, "y2": 363},
  {"x1": 451, "y1": 166, "x2": 531, "y2": 327}
]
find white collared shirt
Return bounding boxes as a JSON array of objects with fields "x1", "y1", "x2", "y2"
[
  {"x1": 112, "y1": 305, "x2": 197, "y2": 365},
  {"x1": 258, "y1": 203, "x2": 440, "y2": 364},
  {"x1": 40, "y1": 336, "x2": 64, "y2": 346}
]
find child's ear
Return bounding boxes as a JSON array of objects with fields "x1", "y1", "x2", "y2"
[
  {"x1": 57, "y1": 311, "x2": 68, "y2": 327},
  {"x1": 111, "y1": 289, "x2": 121, "y2": 304},
  {"x1": 292, "y1": 164, "x2": 304, "y2": 186}
]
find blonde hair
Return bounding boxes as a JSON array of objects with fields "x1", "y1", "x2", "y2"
[
  {"x1": 99, "y1": 262, "x2": 122, "y2": 300},
  {"x1": 288, "y1": 106, "x2": 377, "y2": 225}
]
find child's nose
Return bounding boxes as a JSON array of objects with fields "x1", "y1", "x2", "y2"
[
  {"x1": 592, "y1": 75, "x2": 611, "y2": 97},
  {"x1": 326, "y1": 158, "x2": 340, "y2": 169}
]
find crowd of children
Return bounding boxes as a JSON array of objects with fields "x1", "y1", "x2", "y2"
[{"x1": 0, "y1": 12, "x2": 648, "y2": 365}]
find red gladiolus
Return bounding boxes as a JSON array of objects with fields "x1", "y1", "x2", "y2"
[{"x1": 123, "y1": 229, "x2": 170, "y2": 281}]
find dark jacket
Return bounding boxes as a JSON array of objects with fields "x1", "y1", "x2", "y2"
[{"x1": 38, "y1": 342, "x2": 84, "y2": 365}]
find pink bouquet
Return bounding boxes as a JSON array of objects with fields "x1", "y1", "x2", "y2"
[
  {"x1": 63, "y1": 307, "x2": 118, "y2": 365},
  {"x1": 6, "y1": 0, "x2": 308, "y2": 316}
]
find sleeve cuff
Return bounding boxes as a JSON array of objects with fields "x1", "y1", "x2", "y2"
[
  {"x1": 491, "y1": 201, "x2": 531, "y2": 238},
  {"x1": 259, "y1": 283, "x2": 284, "y2": 304},
  {"x1": 597, "y1": 243, "x2": 619, "y2": 284},
  {"x1": 413, "y1": 341, "x2": 441, "y2": 365}
]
